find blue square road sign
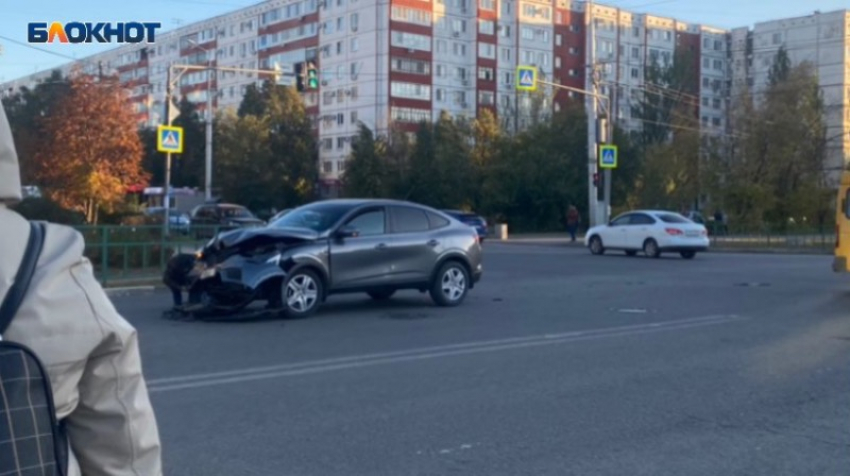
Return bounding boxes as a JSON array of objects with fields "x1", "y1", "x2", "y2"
[{"x1": 599, "y1": 144, "x2": 618, "y2": 169}]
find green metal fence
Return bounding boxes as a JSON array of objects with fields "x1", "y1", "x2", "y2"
[{"x1": 75, "y1": 225, "x2": 225, "y2": 287}]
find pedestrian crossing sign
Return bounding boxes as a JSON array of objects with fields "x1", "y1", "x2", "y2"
[
  {"x1": 157, "y1": 125, "x2": 184, "y2": 154},
  {"x1": 599, "y1": 144, "x2": 618, "y2": 169},
  {"x1": 516, "y1": 65, "x2": 538, "y2": 91}
]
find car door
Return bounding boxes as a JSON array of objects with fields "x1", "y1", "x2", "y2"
[
  {"x1": 329, "y1": 206, "x2": 395, "y2": 289},
  {"x1": 624, "y1": 213, "x2": 657, "y2": 249},
  {"x1": 388, "y1": 205, "x2": 439, "y2": 284},
  {"x1": 603, "y1": 213, "x2": 633, "y2": 248}
]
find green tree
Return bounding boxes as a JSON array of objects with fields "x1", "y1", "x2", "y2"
[
  {"x1": 1, "y1": 70, "x2": 70, "y2": 184},
  {"x1": 237, "y1": 83, "x2": 265, "y2": 117},
  {"x1": 342, "y1": 123, "x2": 389, "y2": 197},
  {"x1": 215, "y1": 81, "x2": 317, "y2": 211},
  {"x1": 709, "y1": 54, "x2": 829, "y2": 230}
]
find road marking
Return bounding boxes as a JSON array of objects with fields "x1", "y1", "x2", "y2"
[{"x1": 147, "y1": 314, "x2": 746, "y2": 393}]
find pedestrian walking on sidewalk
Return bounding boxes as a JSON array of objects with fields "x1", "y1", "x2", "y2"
[{"x1": 566, "y1": 205, "x2": 581, "y2": 242}]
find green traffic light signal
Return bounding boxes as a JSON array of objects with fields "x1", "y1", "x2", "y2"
[{"x1": 307, "y1": 67, "x2": 318, "y2": 89}]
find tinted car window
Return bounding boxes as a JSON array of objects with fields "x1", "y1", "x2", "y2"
[
  {"x1": 221, "y1": 207, "x2": 253, "y2": 218},
  {"x1": 427, "y1": 211, "x2": 450, "y2": 229},
  {"x1": 347, "y1": 209, "x2": 386, "y2": 236},
  {"x1": 610, "y1": 214, "x2": 632, "y2": 226},
  {"x1": 272, "y1": 203, "x2": 353, "y2": 232},
  {"x1": 657, "y1": 213, "x2": 690, "y2": 224},
  {"x1": 632, "y1": 214, "x2": 656, "y2": 225},
  {"x1": 392, "y1": 206, "x2": 430, "y2": 233}
]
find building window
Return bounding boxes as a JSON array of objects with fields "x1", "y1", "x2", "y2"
[
  {"x1": 478, "y1": 43, "x2": 496, "y2": 59},
  {"x1": 391, "y1": 6, "x2": 432, "y2": 26},
  {"x1": 351, "y1": 37, "x2": 359, "y2": 51},
  {"x1": 391, "y1": 31, "x2": 431, "y2": 51},
  {"x1": 392, "y1": 57, "x2": 430, "y2": 75},
  {"x1": 555, "y1": 57, "x2": 561, "y2": 68},
  {"x1": 630, "y1": 68, "x2": 638, "y2": 79},
  {"x1": 479, "y1": 19, "x2": 495, "y2": 35},
  {"x1": 323, "y1": 161, "x2": 333, "y2": 173},
  {"x1": 453, "y1": 43, "x2": 467, "y2": 56},
  {"x1": 351, "y1": 13, "x2": 359, "y2": 30},
  {"x1": 390, "y1": 81, "x2": 431, "y2": 100},
  {"x1": 713, "y1": 98, "x2": 721, "y2": 109},
  {"x1": 391, "y1": 107, "x2": 431, "y2": 123},
  {"x1": 478, "y1": 67, "x2": 494, "y2": 80},
  {"x1": 479, "y1": 0, "x2": 495, "y2": 9},
  {"x1": 478, "y1": 91, "x2": 495, "y2": 105},
  {"x1": 555, "y1": 34, "x2": 562, "y2": 46}
]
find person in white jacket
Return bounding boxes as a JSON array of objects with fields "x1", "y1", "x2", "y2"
[{"x1": 0, "y1": 103, "x2": 163, "y2": 474}]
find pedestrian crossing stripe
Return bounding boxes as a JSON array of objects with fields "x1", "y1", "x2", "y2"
[{"x1": 157, "y1": 125, "x2": 184, "y2": 154}]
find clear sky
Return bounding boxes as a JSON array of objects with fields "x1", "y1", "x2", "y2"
[{"x1": 1, "y1": 0, "x2": 847, "y2": 82}]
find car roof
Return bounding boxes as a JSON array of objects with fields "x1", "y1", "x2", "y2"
[
  {"x1": 306, "y1": 198, "x2": 441, "y2": 209},
  {"x1": 620, "y1": 210, "x2": 681, "y2": 216}
]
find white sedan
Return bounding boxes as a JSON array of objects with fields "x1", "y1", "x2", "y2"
[{"x1": 584, "y1": 210, "x2": 710, "y2": 259}]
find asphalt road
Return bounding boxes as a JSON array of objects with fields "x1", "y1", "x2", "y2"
[{"x1": 113, "y1": 244, "x2": 850, "y2": 476}]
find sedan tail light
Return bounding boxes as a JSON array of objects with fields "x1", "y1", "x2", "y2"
[{"x1": 665, "y1": 228, "x2": 684, "y2": 236}]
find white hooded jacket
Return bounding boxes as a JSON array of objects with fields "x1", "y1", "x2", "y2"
[{"x1": 0, "y1": 103, "x2": 162, "y2": 475}]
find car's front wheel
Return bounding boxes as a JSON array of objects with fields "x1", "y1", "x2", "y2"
[
  {"x1": 430, "y1": 261, "x2": 470, "y2": 307},
  {"x1": 589, "y1": 236, "x2": 605, "y2": 255},
  {"x1": 281, "y1": 269, "x2": 323, "y2": 318}
]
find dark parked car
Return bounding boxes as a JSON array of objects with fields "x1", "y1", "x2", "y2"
[
  {"x1": 190, "y1": 203, "x2": 265, "y2": 238},
  {"x1": 442, "y1": 210, "x2": 488, "y2": 242},
  {"x1": 182, "y1": 199, "x2": 484, "y2": 318}
]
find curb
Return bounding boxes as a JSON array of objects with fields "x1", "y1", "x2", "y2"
[
  {"x1": 494, "y1": 239, "x2": 831, "y2": 256},
  {"x1": 104, "y1": 285, "x2": 158, "y2": 295}
]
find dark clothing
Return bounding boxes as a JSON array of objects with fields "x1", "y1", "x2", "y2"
[
  {"x1": 567, "y1": 224, "x2": 578, "y2": 242},
  {"x1": 164, "y1": 253, "x2": 200, "y2": 307}
]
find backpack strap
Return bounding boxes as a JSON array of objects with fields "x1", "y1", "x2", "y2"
[{"x1": 0, "y1": 221, "x2": 46, "y2": 337}]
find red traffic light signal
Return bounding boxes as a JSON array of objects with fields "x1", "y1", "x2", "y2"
[{"x1": 593, "y1": 172, "x2": 600, "y2": 187}]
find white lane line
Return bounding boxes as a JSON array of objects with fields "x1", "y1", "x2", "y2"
[{"x1": 147, "y1": 314, "x2": 746, "y2": 393}]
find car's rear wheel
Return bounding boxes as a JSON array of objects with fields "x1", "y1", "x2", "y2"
[
  {"x1": 430, "y1": 261, "x2": 469, "y2": 307},
  {"x1": 680, "y1": 250, "x2": 697, "y2": 259},
  {"x1": 367, "y1": 289, "x2": 396, "y2": 301},
  {"x1": 643, "y1": 239, "x2": 661, "y2": 258},
  {"x1": 589, "y1": 236, "x2": 605, "y2": 255},
  {"x1": 625, "y1": 250, "x2": 637, "y2": 257},
  {"x1": 281, "y1": 269, "x2": 323, "y2": 318}
]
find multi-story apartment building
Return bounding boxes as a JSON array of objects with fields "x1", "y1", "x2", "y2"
[
  {"x1": 1, "y1": 0, "x2": 731, "y2": 197},
  {"x1": 730, "y1": 9, "x2": 850, "y2": 182}
]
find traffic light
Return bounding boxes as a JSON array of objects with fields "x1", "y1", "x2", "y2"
[
  {"x1": 272, "y1": 62, "x2": 285, "y2": 85},
  {"x1": 306, "y1": 62, "x2": 319, "y2": 89},
  {"x1": 294, "y1": 62, "x2": 305, "y2": 92},
  {"x1": 593, "y1": 172, "x2": 600, "y2": 188}
]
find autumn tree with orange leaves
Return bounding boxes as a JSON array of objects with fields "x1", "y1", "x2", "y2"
[{"x1": 34, "y1": 73, "x2": 148, "y2": 223}]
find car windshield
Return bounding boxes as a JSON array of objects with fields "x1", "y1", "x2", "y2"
[
  {"x1": 657, "y1": 213, "x2": 691, "y2": 224},
  {"x1": 221, "y1": 207, "x2": 254, "y2": 218},
  {"x1": 269, "y1": 203, "x2": 353, "y2": 232}
]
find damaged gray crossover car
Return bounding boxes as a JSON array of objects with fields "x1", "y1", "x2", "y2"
[{"x1": 186, "y1": 199, "x2": 484, "y2": 318}]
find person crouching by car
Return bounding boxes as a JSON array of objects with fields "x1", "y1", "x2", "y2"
[{"x1": 163, "y1": 252, "x2": 201, "y2": 310}]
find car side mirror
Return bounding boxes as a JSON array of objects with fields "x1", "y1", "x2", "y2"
[{"x1": 336, "y1": 225, "x2": 359, "y2": 239}]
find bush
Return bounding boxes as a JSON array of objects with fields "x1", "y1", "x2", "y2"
[{"x1": 11, "y1": 197, "x2": 86, "y2": 225}]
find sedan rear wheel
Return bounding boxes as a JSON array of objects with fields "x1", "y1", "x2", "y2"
[
  {"x1": 430, "y1": 262, "x2": 469, "y2": 307},
  {"x1": 282, "y1": 269, "x2": 322, "y2": 318},
  {"x1": 643, "y1": 239, "x2": 661, "y2": 258}
]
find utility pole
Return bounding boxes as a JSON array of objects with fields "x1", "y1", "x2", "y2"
[
  {"x1": 585, "y1": 0, "x2": 599, "y2": 227},
  {"x1": 205, "y1": 57, "x2": 214, "y2": 201},
  {"x1": 163, "y1": 66, "x2": 174, "y2": 236},
  {"x1": 599, "y1": 116, "x2": 613, "y2": 223}
]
